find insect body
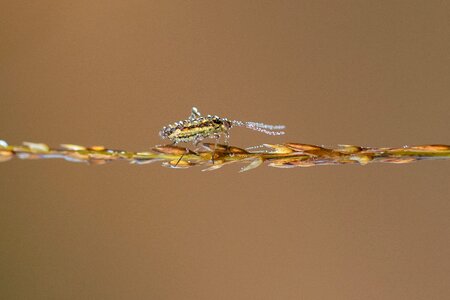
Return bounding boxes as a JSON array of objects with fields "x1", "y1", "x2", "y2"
[{"x1": 159, "y1": 107, "x2": 285, "y2": 145}]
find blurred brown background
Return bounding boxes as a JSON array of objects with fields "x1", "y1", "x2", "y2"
[{"x1": 1, "y1": 1, "x2": 449, "y2": 299}]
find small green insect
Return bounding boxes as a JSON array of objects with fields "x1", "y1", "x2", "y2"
[{"x1": 159, "y1": 107, "x2": 285, "y2": 146}]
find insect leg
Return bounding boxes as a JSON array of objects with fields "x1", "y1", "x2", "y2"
[
  {"x1": 174, "y1": 153, "x2": 184, "y2": 167},
  {"x1": 193, "y1": 135, "x2": 203, "y2": 146},
  {"x1": 211, "y1": 134, "x2": 221, "y2": 164},
  {"x1": 224, "y1": 131, "x2": 230, "y2": 153},
  {"x1": 212, "y1": 141, "x2": 217, "y2": 164},
  {"x1": 174, "y1": 145, "x2": 194, "y2": 167},
  {"x1": 170, "y1": 140, "x2": 188, "y2": 167}
]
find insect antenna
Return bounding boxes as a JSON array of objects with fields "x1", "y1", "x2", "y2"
[{"x1": 232, "y1": 120, "x2": 285, "y2": 136}]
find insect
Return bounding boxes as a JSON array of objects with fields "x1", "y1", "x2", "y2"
[{"x1": 159, "y1": 107, "x2": 285, "y2": 146}]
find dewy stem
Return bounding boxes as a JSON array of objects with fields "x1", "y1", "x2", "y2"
[{"x1": 1, "y1": 140, "x2": 449, "y2": 172}]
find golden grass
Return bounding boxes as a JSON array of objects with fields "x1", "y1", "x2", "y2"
[{"x1": 1, "y1": 140, "x2": 449, "y2": 172}]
